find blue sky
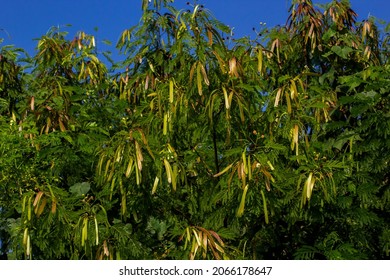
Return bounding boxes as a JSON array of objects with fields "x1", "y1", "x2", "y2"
[{"x1": 1, "y1": 0, "x2": 389, "y2": 57}]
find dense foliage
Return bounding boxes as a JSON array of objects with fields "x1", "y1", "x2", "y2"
[{"x1": 0, "y1": 0, "x2": 389, "y2": 259}]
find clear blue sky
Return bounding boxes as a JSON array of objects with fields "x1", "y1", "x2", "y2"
[{"x1": 1, "y1": 0, "x2": 389, "y2": 56}]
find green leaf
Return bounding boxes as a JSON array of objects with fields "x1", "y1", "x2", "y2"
[{"x1": 69, "y1": 182, "x2": 91, "y2": 196}]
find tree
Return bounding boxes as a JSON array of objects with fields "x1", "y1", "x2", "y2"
[{"x1": 0, "y1": 0, "x2": 389, "y2": 260}]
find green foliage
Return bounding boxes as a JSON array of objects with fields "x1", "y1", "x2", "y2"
[{"x1": 0, "y1": 0, "x2": 389, "y2": 259}]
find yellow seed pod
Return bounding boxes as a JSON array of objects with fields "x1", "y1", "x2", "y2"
[
  {"x1": 237, "y1": 184, "x2": 249, "y2": 217},
  {"x1": 257, "y1": 48, "x2": 263, "y2": 74},
  {"x1": 169, "y1": 80, "x2": 174, "y2": 103},
  {"x1": 23, "y1": 228, "x2": 28, "y2": 246},
  {"x1": 125, "y1": 158, "x2": 134, "y2": 178},
  {"x1": 163, "y1": 159, "x2": 172, "y2": 184},
  {"x1": 163, "y1": 113, "x2": 168, "y2": 135},
  {"x1": 94, "y1": 217, "x2": 99, "y2": 245},
  {"x1": 151, "y1": 176, "x2": 159, "y2": 194},
  {"x1": 222, "y1": 87, "x2": 230, "y2": 109}
]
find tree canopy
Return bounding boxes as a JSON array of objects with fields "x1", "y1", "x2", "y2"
[{"x1": 0, "y1": 0, "x2": 389, "y2": 260}]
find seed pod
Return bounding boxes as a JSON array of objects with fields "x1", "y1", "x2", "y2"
[
  {"x1": 293, "y1": 124, "x2": 299, "y2": 155},
  {"x1": 27, "y1": 196, "x2": 32, "y2": 221},
  {"x1": 26, "y1": 235, "x2": 31, "y2": 257},
  {"x1": 237, "y1": 184, "x2": 249, "y2": 217},
  {"x1": 79, "y1": 62, "x2": 85, "y2": 80},
  {"x1": 290, "y1": 79, "x2": 298, "y2": 100},
  {"x1": 163, "y1": 113, "x2": 168, "y2": 135},
  {"x1": 306, "y1": 172, "x2": 315, "y2": 200},
  {"x1": 115, "y1": 145, "x2": 123, "y2": 163},
  {"x1": 274, "y1": 87, "x2": 282, "y2": 107},
  {"x1": 82, "y1": 216, "x2": 88, "y2": 247},
  {"x1": 104, "y1": 159, "x2": 111, "y2": 179},
  {"x1": 192, "y1": 229, "x2": 201, "y2": 246},
  {"x1": 242, "y1": 151, "x2": 248, "y2": 174},
  {"x1": 36, "y1": 196, "x2": 47, "y2": 218},
  {"x1": 172, "y1": 163, "x2": 178, "y2": 191},
  {"x1": 267, "y1": 160, "x2": 275, "y2": 171},
  {"x1": 213, "y1": 163, "x2": 233, "y2": 177},
  {"x1": 222, "y1": 87, "x2": 230, "y2": 109},
  {"x1": 135, "y1": 141, "x2": 143, "y2": 171},
  {"x1": 97, "y1": 154, "x2": 105, "y2": 176},
  {"x1": 23, "y1": 228, "x2": 28, "y2": 246},
  {"x1": 163, "y1": 159, "x2": 172, "y2": 184},
  {"x1": 229, "y1": 57, "x2": 239, "y2": 77},
  {"x1": 285, "y1": 91, "x2": 292, "y2": 114},
  {"x1": 22, "y1": 196, "x2": 27, "y2": 214},
  {"x1": 248, "y1": 155, "x2": 252, "y2": 180},
  {"x1": 257, "y1": 48, "x2": 263, "y2": 74},
  {"x1": 33, "y1": 191, "x2": 43, "y2": 208},
  {"x1": 109, "y1": 176, "x2": 116, "y2": 200},
  {"x1": 169, "y1": 80, "x2": 174, "y2": 103},
  {"x1": 94, "y1": 217, "x2": 99, "y2": 245},
  {"x1": 135, "y1": 164, "x2": 141, "y2": 185},
  {"x1": 51, "y1": 198, "x2": 57, "y2": 214},
  {"x1": 30, "y1": 96, "x2": 35, "y2": 111},
  {"x1": 121, "y1": 189, "x2": 127, "y2": 217},
  {"x1": 125, "y1": 158, "x2": 134, "y2": 178},
  {"x1": 261, "y1": 190, "x2": 269, "y2": 224},
  {"x1": 196, "y1": 63, "x2": 203, "y2": 95},
  {"x1": 151, "y1": 176, "x2": 159, "y2": 194},
  {"x1": 200, "y1": 64, "x2": 210, "y2": 86}
]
